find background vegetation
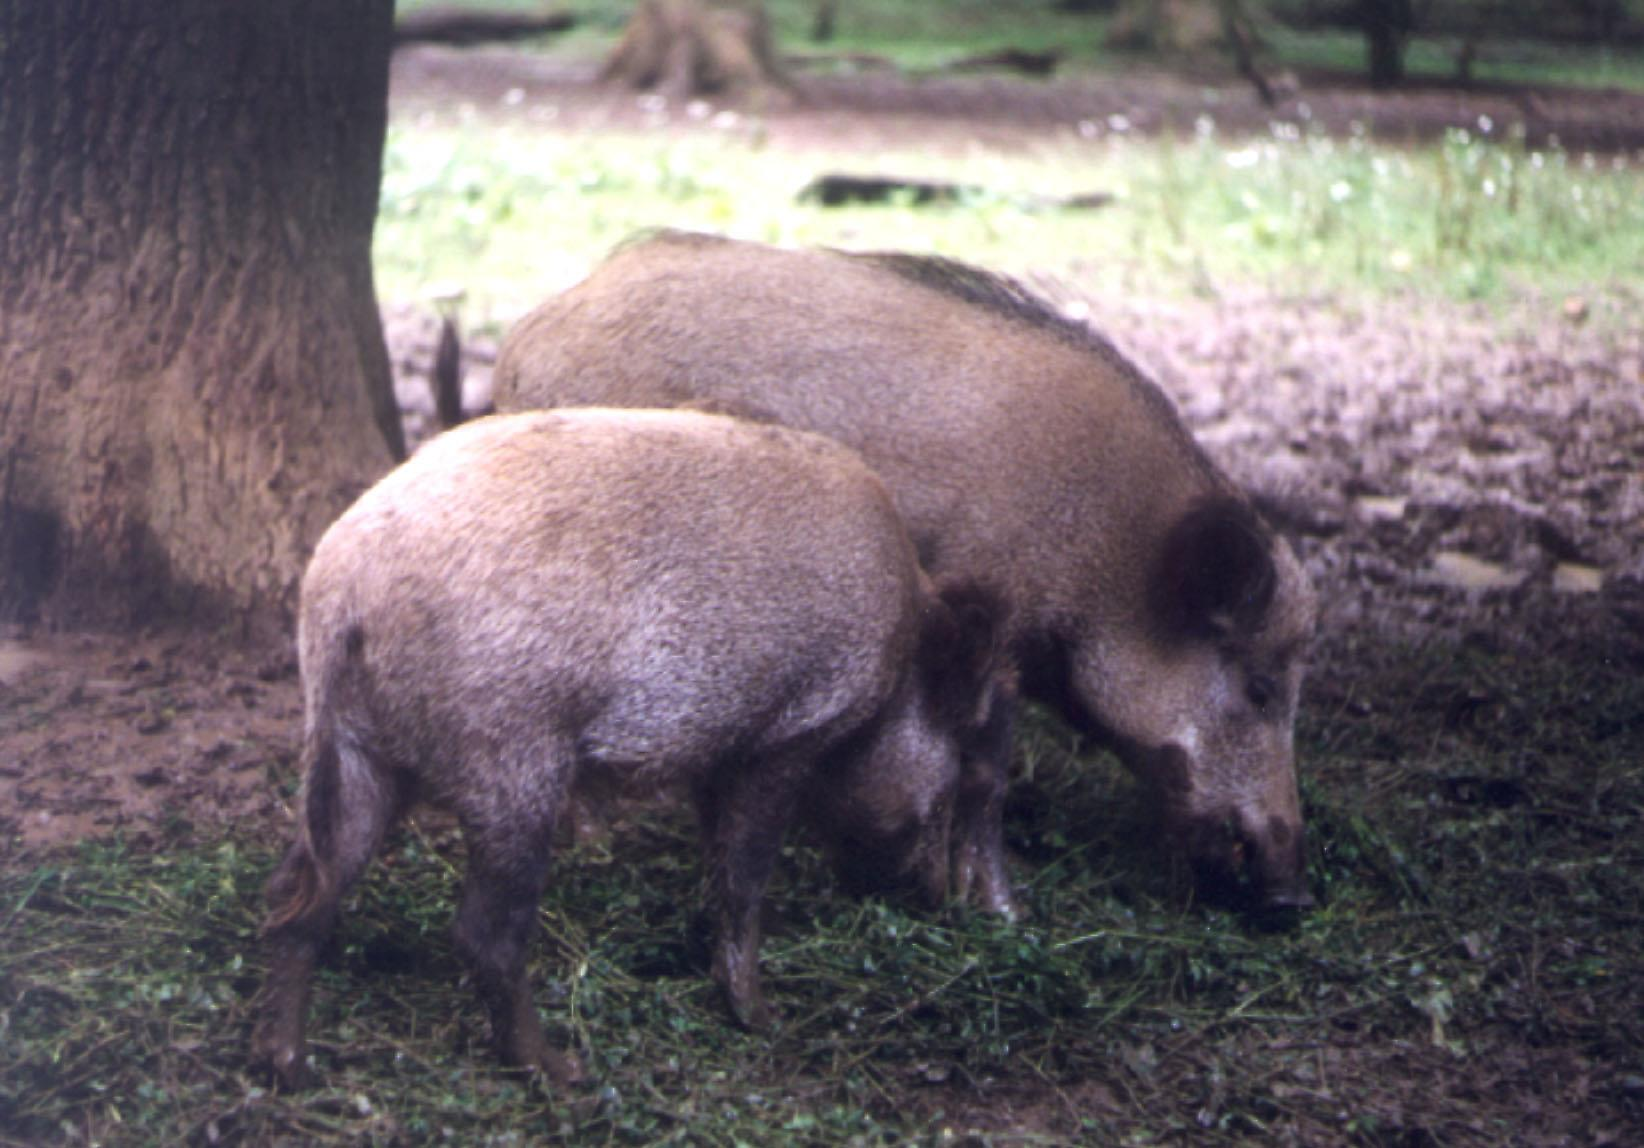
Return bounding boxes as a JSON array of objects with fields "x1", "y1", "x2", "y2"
[{"x1": 373, "y1": 118, "x2": 1644, "y2": 329}]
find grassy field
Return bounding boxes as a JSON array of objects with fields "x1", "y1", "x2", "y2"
[
  {"x1": 373, "y1": 117, "x2": 1644, "y2": 331},
  {"x1": 3, "y1": 645, "x2": 1640, "y2": 1143}
]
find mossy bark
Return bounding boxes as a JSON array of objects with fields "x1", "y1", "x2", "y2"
[{"x1": 0, "y1": 0, "x2": 403, "y2": 636}]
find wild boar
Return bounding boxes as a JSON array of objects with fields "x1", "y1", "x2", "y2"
[
  {"x1": 493, "y1": 231, "x2": 1318, "y2": 913},
  {"x1": 250, "y1": 409, "x2": 1002, "y2": 1089}
]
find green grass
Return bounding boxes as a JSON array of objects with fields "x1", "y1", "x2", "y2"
[
  {"x1": 1264, "y1": 26, "x2": 1644, "y2": 91},
  {"x1": 396, "y1": 0, "x2": 1644, "y2": 90},
  {"x1": 2, "y1": 642, "x2": 1641, "y2": 1143},
  {"x1": 372, "y1": 120, "x2": 1644, "y2": 327},
  {"x1": 396, "y1": 0, "x2": 1120, "y2": 72}
]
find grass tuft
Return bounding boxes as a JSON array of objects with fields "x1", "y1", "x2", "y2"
[
  {"x1": 373, "y1": 120, "x2": 1644, "y2": 325},
  {"x1": 3, "y1": 644, "x2": 1640, "y2": 1143}
]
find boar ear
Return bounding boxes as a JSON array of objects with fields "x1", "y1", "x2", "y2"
[
  {"x1": 1153, "y1": 497, "x2": 1276, "y2": 640},
  {"x1": 921, "y1": 579, "x2": 1011, "y2": 729}
]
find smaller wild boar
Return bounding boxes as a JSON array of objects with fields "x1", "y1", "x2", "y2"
[{"x1": 250, "y1": 409, "x2": 1002, "y2": 1089}]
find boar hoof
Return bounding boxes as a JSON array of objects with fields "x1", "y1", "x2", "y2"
[
  {"x1": 1265, "y1": 888, "x2": 1315, "y2": 912},
  {"x1": 983, "y1": 886, "x2": 1021, "y2": 922},
  {"x1": 728, "y1": 989, "x2": 775, "y2": 1032},
  {"x1": 516, "y1": 1047, "x2": 585, "y2": 1089},
  {"x1": 248, "y1": 1034, "x2": 308, "y2": 1092},
  {"x1": 503, "y1": 1029, "x2": 585, "y2": 1089},
  {"x1": 954, "y1": 854, "x2": 1019, "y2": 920}
]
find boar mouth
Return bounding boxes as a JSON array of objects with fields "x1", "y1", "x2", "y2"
[
  {"x1": 1136, "y1": 743, "x2": 1313, "y2": 921},
  {"x1": 1172, "y1": 807, "x2": 1314, "y2": 922}
]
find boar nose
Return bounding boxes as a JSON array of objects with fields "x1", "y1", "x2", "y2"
[
  {"x1": 1248, "y1": 816, "x2": 1312, "y2": 913},
  {"x1": 1263, "y1": 885, "x2": 1314, "y2": 912}
]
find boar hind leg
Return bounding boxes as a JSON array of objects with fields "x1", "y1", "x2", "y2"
[
  {"x1": 952, "y1": 698, "x2": 1019, "y2": 920},
  {"x1": 252, "y1": 735, "x2": 406, "y2": 1089},
  {"x1": 452, "y1": 781, "x2": 582, "y2": 1086},
  {"x1": 694, "y1": 754, "x2": 809, "y2": 1032}
]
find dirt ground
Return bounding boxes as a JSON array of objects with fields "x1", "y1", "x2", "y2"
[
  {"x1": 385, "y1": 44, "x2": 1644, "y2": 152},
  {"x1": 3, "y1": 39, "x2": 1640, "y2": 872},
  {"x1": 6, "y1": 291, "x2": 1637, "y2": 859}
]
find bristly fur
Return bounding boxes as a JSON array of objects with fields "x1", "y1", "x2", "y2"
[{"x1": 844, "y1": 249, "x2": 1192, "y2": 431}]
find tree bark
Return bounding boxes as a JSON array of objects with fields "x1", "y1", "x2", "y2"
[
  {"x1": 1362, "y1": 0, "x2": 1412, "y2": 88},
  {"x1": 0, "y1": 1, "x2": 403, "y2": 636},
  {"x1": 602, "y1": 0, "x2": 790, "y2": 101}
]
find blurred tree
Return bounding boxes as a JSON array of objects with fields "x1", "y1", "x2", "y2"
[
  {"x1": 813, "y1": 0, "x2": 837, "y2": 42},
  {"x1": 602, "y1": 0, "x2": 791, "y2": 99},
  {"x1": 1361, "y1": 0, "x2": 1414, "y2": 86},
  {"x1": 1107, "y1": 0, "x2": 1232, "y2": 53},
  {"x1": 0, "y1": 1, "x2": 402, "y2": 637},
  {"x1": 1107, "y1": 0, "x2": 1281, "y2": 103}
]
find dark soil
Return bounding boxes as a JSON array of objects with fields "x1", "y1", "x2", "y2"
[{"x1": 387, "y1": 43, "x2": 1644, "y2": 152}]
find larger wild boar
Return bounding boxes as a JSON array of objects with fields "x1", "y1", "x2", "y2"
[
  {"x1": 494, "y1": 231, "x2": 1318, "y2": 914},
  {"x1": 250, "y1": 409, "x2": 1001, "y2": 1089}
]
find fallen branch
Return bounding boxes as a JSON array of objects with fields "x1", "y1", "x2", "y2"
[
  {"x1": 393, "y1": 6, "x2": 575, "y2": 49},
  {"x1": 945, "y1": 48, "x2": 1062, "y2": 77},
  {"x1": 799, "y1": 173, "x2": 1113, "y2": 212}
]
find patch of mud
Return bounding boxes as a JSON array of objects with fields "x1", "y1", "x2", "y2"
[
  {"x1": 0, "y1": 632, "x2": 300, "y2": 858},
  {"x1": 1065, "y1": 286, "x2": 1644, "y2": 671}
]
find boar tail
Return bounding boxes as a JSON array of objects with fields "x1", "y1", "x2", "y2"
[
  {"x1": 261, "y1": 733, "x2": 344, "y2": 934},
  {"x1": 262, "y1": 624, "x2": 373, "y2": 934}
]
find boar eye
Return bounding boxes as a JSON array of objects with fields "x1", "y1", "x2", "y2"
[{"x1": 1246, "y1": 675, "x2": 1279, "y2": 714}]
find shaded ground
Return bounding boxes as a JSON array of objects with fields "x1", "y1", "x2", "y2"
[
  {"x1": 2, "y1": 49, "x2": 1640, "y2": 1146},
  {"x1": 387, "y1": 44, "x2": 1644, "y2": 152}
]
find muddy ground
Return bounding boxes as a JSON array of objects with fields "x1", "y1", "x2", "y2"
[
  {"x1": 1, "y1": 48, "x2": 1640, "y2": 1143},
  {"x1": 5, "y1": 283, "x2": 1637, "y2": 857}
]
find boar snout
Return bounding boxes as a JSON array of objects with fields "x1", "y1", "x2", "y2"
[
  {"x1": 1175, "y1": 810, "x2": 1312, "y2": 916},
  {"x1": 1153, "y1": 746, "x2": 1312, "y2": 916},
  {"x1": 1249, "y1": 815, "x2": 1312, "y2": 912}
]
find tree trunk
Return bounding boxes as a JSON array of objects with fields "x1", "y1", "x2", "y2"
[
  {"x1": 0, "y1": 1, "x2": 403, "y2": 637},
  {"x1": 812, "y1": 0, "x2": 836, "y2": 43},
  {"x1": 1362, "y1": 0, "x2": 1412, "y2": 88},
  {"x1": 602, "y1": 0, "x2": 790, "y2": 101}
]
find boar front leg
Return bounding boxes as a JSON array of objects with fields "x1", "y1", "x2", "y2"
[
  {"x1": 695, "y1": 754, "x2": 808, "y2": 1031},
  {"x1": 951, "y1": 698, "x2": 1019, "y2": 919},
  {"x1": 453, "y1": 801, "x2": 583, "y2": 1086}
]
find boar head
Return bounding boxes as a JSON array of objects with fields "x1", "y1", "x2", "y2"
[
  {"x1": 812, "y1": 580, "x2": 1009, "y2": 907},
  {"x1": 1080, "y1": 497, "x2": 1317, "y2": 911}
]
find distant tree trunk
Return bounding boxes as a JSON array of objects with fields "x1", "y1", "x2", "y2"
[
  {"x1": 1362, "y1": 0, "x2": 1412, "y2": 88},
  {"x1": 1107, "y1": 0, "x2": 1252, "y2": 56},
  {"x1": 0, "y1": 1, "x2": 403, "y2": 636},
  {"x1": 602, "y1": 0, "x2": 790, "y2": 101},
  {"x1": 1107, "y1": 0, "x2": 1278, "y2": 102},
  {"x1": 812, "y1": 0, "x2": 836, "y2": 42}
]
